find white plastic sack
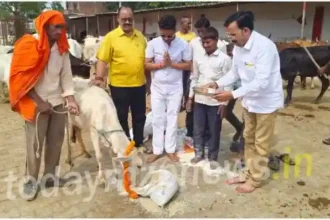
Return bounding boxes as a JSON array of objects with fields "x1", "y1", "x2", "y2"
[
  {"x1": 144, "y1": 112, "x2": 153, "y2": 139},
  {"x1": 133, "y1": 170, "x2": 179, "y2": 207},
  {"x1": 130, "y1": 112, "x2": 153, "y2": 143},
  {"x1": 130, "y1": 112, "x2": 186, "y2": 148},
  {"x1": 176, "y1": 128, "x2": 187, "y2": 153}
]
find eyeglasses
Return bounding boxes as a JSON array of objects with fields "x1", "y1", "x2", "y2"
[
  {"x1": 120, "y1": 18, "x2": 133, "y2": 23},
  {"x1": 161, "y1": 34, "x2": 175, "y2": 40}
]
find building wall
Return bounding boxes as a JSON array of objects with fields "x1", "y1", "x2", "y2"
[
  {"x1": 67, "y1": 2, "x2": 107, "y2": 15},
  {"x1": 69, "y1": 2, "x2": 330, "y2": 41},
  {"x1": 133, "y1": 2, "x2": 330, "y2": 41}
]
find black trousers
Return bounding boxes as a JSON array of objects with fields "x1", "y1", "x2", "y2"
[
  {"x1": 225, "y1": 98, "x2": 243, "y2": 140},
  {"x1": 193, "y1": 103, "x2": 222, "y2": 161},
  {"x1": 109, "y1": 85, "x2": 146, "y2": 147},
  {"x1": 184, "y1": 75, "x2": 194, "y2": 137}
]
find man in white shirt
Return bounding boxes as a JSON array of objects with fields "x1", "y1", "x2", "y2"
[
  {"x1": 188, "y1": 15, "x2": 243, "y2": 147},
  {"x1": 145, "y1": 15, "x2": 192, "y2": 163},
  {"x1": 189, "y1": 15, "x2": 227, "y2": 58},
  {"x1": 187, "y1": 27, "x2": 232, "y2": 168},
  {"x1": 207, "y1": 11, "x2": 284, "y2": 193}
]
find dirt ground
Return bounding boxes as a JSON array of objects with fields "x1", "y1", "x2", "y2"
[{"x1": 0, "y1": 79, "x2": 330, "y2": 217}]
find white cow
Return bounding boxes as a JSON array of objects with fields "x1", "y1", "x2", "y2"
[
  {"x1": 0, "y1": 45, "x2": 13, "y2": 87},
  {"x1": 0, "y1": 53, "x2": 13, "y2": 96},
  {"x1": 83, "y1": 35, "x2": 104, "y2": 64},
  {"x1": 68, "y1": 38, "x2": 82, "y2": 59},
  {"x1": 69, "y1": 77, "x2": 144, "y2": 184},
  {"x1": 0, "y1": 45, "x2": 14, "y2": 54},
  {"x1": 82, "y1": 35, "x2": 108, "y2": 86}
]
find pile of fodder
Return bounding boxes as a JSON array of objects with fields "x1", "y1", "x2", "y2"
[{"x1": 0, "y1": 82, "x2": 9, "y2": 103}]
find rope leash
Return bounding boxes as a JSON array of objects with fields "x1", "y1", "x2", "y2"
[
  {"x1": 35, "y1": 100, "x2": 71, "y2": 159},
  {"x1": 302, "y1": 46, "x2": 329, "y2": 79},
  {"x1": 34, "y1": 101, "x2": 137, "y2": 199},
  {"x1": 90, "y1": 126, "x2": 138, "y2": 199},
  {"x1": 90, "y1": 125, "x2": 124, "y2": 148}
]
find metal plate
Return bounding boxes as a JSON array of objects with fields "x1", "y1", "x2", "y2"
[{"x1": 192, "y1": 86, "x2": 216, "y2": 96}]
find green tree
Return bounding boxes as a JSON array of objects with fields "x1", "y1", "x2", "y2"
[
  {"x1": 49, "y1": 2, "x2": 64, "y2": 12},
  {"x1": 0, "y1": 2, "x2": 65, "y2": 43},
  {"x1": 0, "y1": 2, "x2": 48, "y2": 42}
]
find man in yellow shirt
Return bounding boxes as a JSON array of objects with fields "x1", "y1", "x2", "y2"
[
  {"x1": 176, "y1": 16, "x2": 197, "y2": 43},
  {"x1": 92, "y1": 6, "x2": 148, "y2": 152}
]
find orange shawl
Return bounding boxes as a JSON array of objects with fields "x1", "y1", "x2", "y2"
[{"x1": 9, "y1": 10, "x2": 69, "y2": 122}]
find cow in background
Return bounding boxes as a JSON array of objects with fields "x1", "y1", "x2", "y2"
[{"x1": 280, "y1": 45, "x2": 330, "y2": 104}]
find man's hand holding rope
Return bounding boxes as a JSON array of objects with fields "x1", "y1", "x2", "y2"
[{"x1": 66, "y1": 96, "x2": 80, "y2": 116}]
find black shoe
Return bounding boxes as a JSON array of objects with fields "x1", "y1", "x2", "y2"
[
  {"x1": 43, "y1": 177, "x2": 66, "y2": 188},
  {"x1": 230, "y1": 140, "x2": 241, "y2": 153},
  {"x1": 23, "y1": 180, "x2": 38, "y2": 201},
  {"x1": 268, "y1": 155, "x2": 280, "y2": 171},
  {"x1": 233, "y1": 131, "x2": 242, "y2": 142},
  {"x1": 322, "y1": 137, "x2": 330, "y2": 145}
]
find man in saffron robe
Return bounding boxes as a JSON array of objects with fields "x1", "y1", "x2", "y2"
[{"x1": 9, "y1": 10, "x2": 79, "y2": 201}]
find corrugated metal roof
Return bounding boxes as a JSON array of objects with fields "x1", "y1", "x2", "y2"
[
  {"x1": 70, "y1": 1, "x2": 242, "y2": 19},
  {"x1": 133, "y1": 2, "x2": 235, "y2": 14},
  {"x1": 68, "y1": 13, "x2": 96, "y2": 19}
]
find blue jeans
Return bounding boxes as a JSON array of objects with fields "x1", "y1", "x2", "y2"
[{"x1": 193, "y1": 103, "x2": 222, "y2": 161}]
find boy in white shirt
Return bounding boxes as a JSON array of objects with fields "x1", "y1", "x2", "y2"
[{"x1": 187, "y1": 27, "x2": 232, "y2": 168}]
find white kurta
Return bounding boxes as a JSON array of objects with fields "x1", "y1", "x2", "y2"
[
  {"x1": 146, "y1": 36, "x2": 192, "y2": 155},
  {"x1": 216, "y1": 31, "x2": 284, "y2": 114}
]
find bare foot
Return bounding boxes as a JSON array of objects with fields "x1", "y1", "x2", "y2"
[
  {"x1": 235, "y1": 183, "x2": 256, "y2": 193},
  {"x1": 147, "y1": 154, "x2": 162, "y2": 164},
  {"x1": 167, "y1": 153, "x2": 179, "y2": 163},
  {"x1": 225, "y1": 176, "x2": 245, "y2": 185},
  {"x1": 84, "y1": 152, "x2": 92, "y2": 158}
]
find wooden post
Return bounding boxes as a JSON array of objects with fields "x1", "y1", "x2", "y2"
[
  {"x1": 96, "y1": 15, "x2": 100, "y2": 36},
  {"x1": 190, "y1": 10, "x2": 193, "y2": 31},
  {"x1": 112, "y1": 15, "x2": 116, "y2": 30},
  {"x1": 73, "y1": 23, "x2": 76, "y2": 39},
  {"x1": 142, "y1": 17, "x2": 146, "y2": 35},
  {"x1": 86, "y1": 17, "x2": 89, "y2": 35},
  {"x1": 301, "y1": 2, "x2": 306, "y2": 39},
  {"x1": 236, "y1": 2, "x2": 239, "y2": 11},
  {"x1": 157, "y1": 11, "x2": 160, "y2": 35}
]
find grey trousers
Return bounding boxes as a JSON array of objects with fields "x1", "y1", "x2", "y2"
[
  {"x1": 193, "y1": 103, "x2": 222, "y2": 161},
  {"x1": 24, "y1": 104, "x2": 66, "y2": 181}
]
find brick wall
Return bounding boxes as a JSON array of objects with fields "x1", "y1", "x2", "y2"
[{"x1": 67, "y1": 2, "x2": 108, "y2": 15}]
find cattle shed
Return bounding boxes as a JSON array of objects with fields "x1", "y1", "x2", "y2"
[{"x1": 68, "y1": 1, "x2": 330, "y2": 42}]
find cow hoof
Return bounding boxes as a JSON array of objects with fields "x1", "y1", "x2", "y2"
[
  {"x1": 65, "y1": 159, "x2": 74, "y2": 167},
  {"x1": 98, "y1": 182, "x2": 106, "y2": 189},
  {"x1": 312, "y1": 99, "x2": 320, "y2": 104},
  {"x1": 96, "y1": 178, "x2": 107, "y2": 188},
  {"x1": 84, "y1": 152, "x2": 92, "y2": 158}
]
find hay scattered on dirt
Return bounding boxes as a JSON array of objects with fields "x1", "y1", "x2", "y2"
[
  {"x1": 0, "y1": 82, "x2": 9, "y2": 104},
  {"x1": 292, "y1": 103, "x2": 316, "y2": 111},
  {"x1": 318, "y1": 105, "x2": 330, "y2": 111}
]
